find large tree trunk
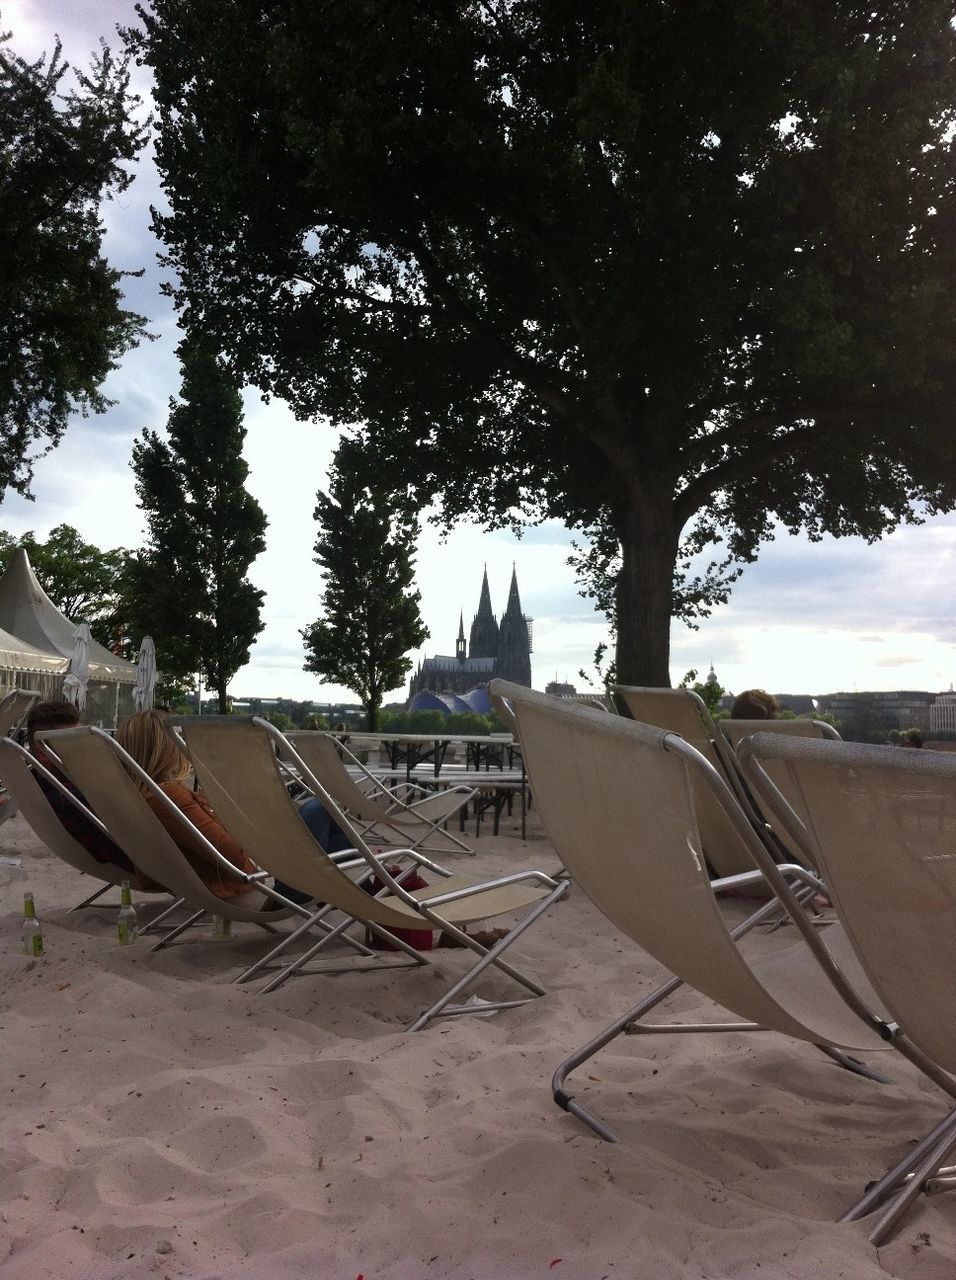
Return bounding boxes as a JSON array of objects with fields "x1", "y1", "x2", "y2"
[
  {"x1": 614, "y1": 491, "x2": 679, "y2": 687},
  {"x1": 366, "y1": 695, "x2": 381, "y2": 732}
]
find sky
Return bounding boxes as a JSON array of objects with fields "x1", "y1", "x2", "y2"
[{"x1": 6, "y1": 0, "x2": 956, "y2": 704}]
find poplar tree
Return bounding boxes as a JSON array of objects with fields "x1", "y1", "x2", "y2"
[
  {"x1": 129, "y1": 337, "x2": 267, "y2": 710},
  {"x1": 301, "y1": 442, "x2": 427, "y2": 730}
]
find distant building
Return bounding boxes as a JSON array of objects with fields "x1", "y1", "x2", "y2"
[
  {"x1": 930, "y1": 693, "x2": 956, "y2": 734},
  {"x1": 408, "y1": 565, "x2": 533, "y2": 703},
  {"x1": 545, "y1": 680, "x2": 577, "y2": 698},
  {"x1": 817, "y1": 690, "x2": 937, "y2": 734}
]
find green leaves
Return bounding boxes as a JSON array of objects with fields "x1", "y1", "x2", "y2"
[
  {"x1": 139, "y1": 2, "x2": 956, "y2": 682},
  {"x1": 129, "y1": 336, "x2": 267, "y2": 707},
  {"x1": 0, "y1": 33, "x2": 147, "y2": 496},
  {"x1": 301, "y1": 441, "x2": 427, "y2": 729},
  {"x1": 0, "y1": 525, "x2": 131, "y2": 651}
]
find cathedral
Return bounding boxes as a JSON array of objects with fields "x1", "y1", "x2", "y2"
[{"x1": 407, "y1": 566, "x2": 533, "y2": 703}]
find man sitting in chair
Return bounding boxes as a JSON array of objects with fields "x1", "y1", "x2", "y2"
[{"x1": 26, "y1": 700, "x2": 134, "y2": 874}]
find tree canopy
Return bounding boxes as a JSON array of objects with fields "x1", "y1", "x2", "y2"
[
  {"x1": 135, "y1": 1, "x2": 956, "y2": 684},
  {"x1": 1, "y1": 31, "x2": 147, "y2": 497},
  {"x1": 128, "y1": 336, "x2": 267, "y2": 710},
  {"x1": 301, "y1": 440, "x2": 428, "y2": 730}
]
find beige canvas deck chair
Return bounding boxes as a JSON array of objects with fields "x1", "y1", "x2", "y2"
[
  {"x1": 488, "y1": 681, "x2": 956, "y2": 1233},
  {"x1": 32, "y1": 726, "x2": 340, "y2": 977},
  {"x1": 612, "y1": 684, "x2": 782, "y2": 876},
  {"x1": 0, "y1": 687, "x2": 40, "y2": 736},
  {"x1": 285, "y1": 729, "x2": 476, "y2": 854},
  {"x1": 738, "y1": 732, "x2": 956, "y2": 1244},
  {"x1": 0, "y1": 735, "x2": 172, "y2": 915},
  {"x1": 177, "y1": 717, "x2": 569, "y2": 1030},
  {"x1": 0, "y1": 688, "x2": 40, "y2": 826},
  {"x1": 718, "y1": 717, "x2": 841, "y2": 865}
]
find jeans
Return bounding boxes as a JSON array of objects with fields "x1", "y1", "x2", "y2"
[
  {"x1": 299, "y1": 796, "x2": 353, "y2": 854},
  {"x1": 272, "y1": 797, "x2": 354, "y2": 906}
]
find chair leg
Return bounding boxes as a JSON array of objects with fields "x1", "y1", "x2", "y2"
[
  {"x1": 867, "y1": 1121, "x2": 956, "y2": 1246},
  {"x1": 550, "y1": 890, "x2": 879, "y2": 1141},
  {"x1": 552, "y1": 972, "x2": 687, "y2": 1141},
  {"x1": 147, "y1": 908, "x2": 206, "y2": 951},
  {"x1": 68, "y1": 882, "x2": 113, "y2": 912},
  {"x1": 256, "y1": 916, "x2": 427, "y2": 995},
  {"x1": 235, "y1": 905, "x2": 376, "y2": 986},
  {"x1": 816, "y1": 1044, "x2": 892, "y2": 1084},
  {"x1": 840, "y1": 1106, "x2": 956, "y2": 1238},
  {"x1": 139, "y1": 897, "x2": 187, "y2": 934},
  {"x1": 408, "y1": 880, "x2": 569, "y2": 1031}
]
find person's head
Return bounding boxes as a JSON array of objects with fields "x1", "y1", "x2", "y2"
[
  {"x1": 730, "y1": 688, "x2": 779, "y2": 720},
  {"x1": 116, "y1": 709, "x2": 191, "y2": 784},
  {"x1": 26, "y1": 700, "x2": 81, "y2": 753},
  {"x1": 334, "y1": 721, "x2": 347, "y2": 734}
]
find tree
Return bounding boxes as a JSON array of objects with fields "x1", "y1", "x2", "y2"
[
  {"x1": 301, "y1": 441, "x2": 428, "y2": 730},
  {"x1": 1, "y1": 32, "x2": 147, "y2": 496},
  {"x1": 0, "y1": 524, "x2": 131, "y2": 650},
  {"x1": 679, "y1": 668, "x2": 726, "y2": 720},
  {"x1": 129, "y1": 336, "x2": 267, "y2": 711},
  {"x1": 136, "y1": 2, "x2": 956, "y2": 685}
]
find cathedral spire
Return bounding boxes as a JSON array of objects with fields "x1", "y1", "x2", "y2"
[
  {"x1": 456, "y1": 610, "x2": 466, "y2": 662},
  {"x1": 502, "y1": 562, "x2": 523, "y2": 621},
  {"x1": 469, "y1": 564, "x2": 500, "y2": 659},
  {"x1": 477, "y1": 565, "x2": 494, "y2": 618},
  {"x1": 497, "y1": 563, "x2": 532, "y2": 685}
]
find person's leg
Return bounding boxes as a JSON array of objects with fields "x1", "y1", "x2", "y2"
[{"x1": 299, "y1": 796, "x2": 353, "y2": 853}]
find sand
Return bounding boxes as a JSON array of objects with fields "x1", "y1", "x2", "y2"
[{"x1": 1, "y1": 808, "x2": 953, "y2": 1280}]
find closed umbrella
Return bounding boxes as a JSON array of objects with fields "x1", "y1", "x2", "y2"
[
  {"x1": 62, "y1": 622, "x2": 91, "y2": 712},
  {"x1": 133, "y1": 636, "x2": 157, "y2": 711}
]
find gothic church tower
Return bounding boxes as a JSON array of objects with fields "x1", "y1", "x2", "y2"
[
  {"x1": 407, "y1": 565, "x2": 533, "y2": 701},
  {"x1": 497, "y1": 565, "x2": 533, "y2": 686},
  {"x1": 468, "y1": 566, "x2": 500, "y2": 659}
]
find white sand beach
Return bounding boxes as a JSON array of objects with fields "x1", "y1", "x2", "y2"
[{"x1": 1, "y1": 809, "x2": 953, "y2": 1280}]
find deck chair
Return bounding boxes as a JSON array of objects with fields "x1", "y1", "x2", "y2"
[
  {"x1": 285, "y1": 729, "x2": 476, "y2": 854},
  {"x1": 0, "y1": 688, "x2": 40, "y2": 826},
  {"x1": 612, "y1": 685, "x2": 785, "y2": 876},
  {"x1": 0, "y1": 736, "x2": 171, "y2": 914},
  {"x1": 717, "y1": 717, "x2": 841, "y2": 865},
  {"x1": 719, "y1": 716, "x2": 841, "y2": 751},
  {"x1": 177, "y1": 717, "x2": 569, "y2": 1030},
  {"x1": 488, "y1": 681, "x2": 956, "y2": 1233},
  {"x1": 738, "y1": 732, "x2": 956, "y2": 1243},
  {"x1": 32, "y1": 726, "x2": 336, "y2": 976}
]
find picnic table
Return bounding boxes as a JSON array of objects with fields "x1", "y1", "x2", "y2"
[{"x1": 342, "y1": 731, "x2": 519, "y2": 780}]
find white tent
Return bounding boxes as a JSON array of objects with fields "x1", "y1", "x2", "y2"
[
  {"x1": 0, "y1": 622, "x2": 69, "y2": 703},
  {"x1": 0, "y1": 549, "x2": 136, "y2": 727}
]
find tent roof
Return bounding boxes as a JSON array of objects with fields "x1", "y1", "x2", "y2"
[
  {"x1": 0, "y1": 624, "x2": 68, "y2": 675},
  {"x1": 0, "y1": 549, "x2": 136, "y2": 682}
]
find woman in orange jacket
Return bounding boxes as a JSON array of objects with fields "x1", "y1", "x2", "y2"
[{"x1": 115, "y1": 709, "x2": 267, "y2": 904}]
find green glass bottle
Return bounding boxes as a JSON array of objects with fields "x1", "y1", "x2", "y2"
[
  {"x1": 21, "y1": 892, "x2": 43, "y2": 957},
  {"x1": 211, "y1": 914, "x2": 232, "y2": 939},
  {"x1": 117, "y1": 881, "x2": 139, "y2": 945}
]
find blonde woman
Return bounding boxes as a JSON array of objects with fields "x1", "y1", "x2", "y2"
[{"x1": 115, "y1": 709, "x2": 264, "y2": 904}]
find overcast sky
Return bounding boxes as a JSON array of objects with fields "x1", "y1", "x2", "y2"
[{"x1": 7, "y1": 0, "x2": 956, "y2": 704}]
